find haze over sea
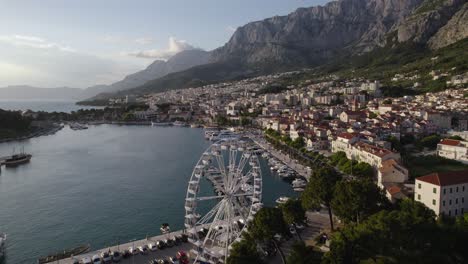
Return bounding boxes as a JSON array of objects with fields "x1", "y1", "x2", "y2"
[
  {"x1": 0, "y1": 100, "x2": 102, "y2": 113},
  {"x1": 0, "y1": 125, "x2": 295, "y2": 264}
]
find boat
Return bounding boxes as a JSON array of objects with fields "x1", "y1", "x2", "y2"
[
  {"x1": 151, "y1": 121, "x2": 173, "y2": 127},
  {"x1": 69, "y1": 123, "x2": 88, "y2": 130},
  {"x1": 0, "y1": 233, "x2": 6, "y2": 260},
  {"x1": 276, "y1": 196, "x2": 290, "y2": 205},
  {"x1": 294, "y1": 188, "x2": 305, "y2": 192},
  {"x1": 160, "y1": 223, "x2": 171, "y2": 234},
  {"x1": 4, "y1": 147, "x2": 32, "y2": 167},
  {"x1": 173, "y1": 121, "x2": 189, "y2": 127},
  {"x1": 190, "y1": 124, "x2": 202, "y2": 128},
  {"x1": 292, "y1": 179, "x2": 307, "y2": 188},
  {"x1": 37, "y1": 244, "x2": 90, "y2": 264}
]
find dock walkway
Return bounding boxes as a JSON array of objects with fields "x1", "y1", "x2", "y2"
[{"x1": 45, "y1": 230, "x2": 194, "y2": 264}]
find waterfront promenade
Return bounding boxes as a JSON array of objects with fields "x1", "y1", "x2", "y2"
[
  {"x1": 248, "y1": 133, "x2": 311, "y2": 180},
  {"x1": 45, "y1": 230, "x2": 194, "y2": 264}
]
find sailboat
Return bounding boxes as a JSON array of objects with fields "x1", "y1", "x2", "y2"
[{"x1": 4, "y1": 147, "x2": 32, "y2": 167}]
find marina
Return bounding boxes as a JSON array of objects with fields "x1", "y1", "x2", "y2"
[{"x1": 0, "y1": 125, "x2": 296, "y2": 264}]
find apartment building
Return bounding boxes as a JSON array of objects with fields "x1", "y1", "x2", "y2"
[
  {"x1": 415, "y1": 170, "x2": 468, "y2": 217},
  {"x1": 437, "y1": 139, "x2": 468, "y2": 164}
]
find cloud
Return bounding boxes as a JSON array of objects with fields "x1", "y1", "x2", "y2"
[
  {"x1": 126, "y1": 37, "x2": 196, "y2": 60},
  {"x1": 0, "y1": 36, "x2": 143, "y2": 88},
  {"x1": 101, "y1": 34, "x2": 125, "y2": 43},
  {"x1": 0, "y1": 34, "x2": 76, "y2": 52},
  {"x1": 135, "y1": 37, "x2": 153, "y2": 45},
  {"x1": 226, "y1": 26, "x2": 237, "y2": 32}
]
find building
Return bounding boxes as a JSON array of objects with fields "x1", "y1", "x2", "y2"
[
  {"x1": 415, "y1": 170, "x2": 468, "y2": 217},
  {"x1": 378, "y1": 159, "x2": 409, "y2": 188},
  {"x1": 437, "y1": 139, "x2": 468, "y2": 164}
]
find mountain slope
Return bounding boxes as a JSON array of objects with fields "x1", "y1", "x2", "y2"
[
  {"x1": 88, "y1": 0, "x2": 467, "y2": 99},
  {"x1": 428, "y1": 1, "x2": 468, "y2": 49},
  {"x1": 82, "y1": 49, "x2": 210, "y2": 99}
]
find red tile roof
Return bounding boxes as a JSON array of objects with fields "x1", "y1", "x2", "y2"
[
  {"x1": 439, "y1": 139, "x2": 461, "y2": 146},
  {"x1": 417, "y1": 170, "x2": 468, "y2": 186},
  {"x1": 337, "y1": 132, "x2": 356, "y2": 140},
  {"x1": 387, "y1": 185, "x2": 402, "y2": 195}
]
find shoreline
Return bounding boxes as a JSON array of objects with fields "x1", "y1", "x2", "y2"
[{"x1": 0, "y1": 123, "x2": 64, "y2": 144}]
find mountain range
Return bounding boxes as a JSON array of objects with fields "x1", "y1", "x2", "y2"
[
  {"x1": 95, "y1": 0, "x2": 467, "y2": 100},
  {"x1": 1, "y1": 0, "x2": 467, "y2": 102}
]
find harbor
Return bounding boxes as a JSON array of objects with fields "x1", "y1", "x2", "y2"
[{"x1": 0, "y1": 125, "x2": 296, "y2": 264}]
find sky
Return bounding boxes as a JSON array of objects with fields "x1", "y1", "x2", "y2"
[{"x1": 0, "y1": 0, "x2": 329, "y2": 88}]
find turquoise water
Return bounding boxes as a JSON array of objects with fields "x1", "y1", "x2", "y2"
[
  {"x1": 0, "y1": 125, "x2": 295, "y2": 263},
  {"x1": 0, "y1": 100, "x2": 102, "y2": 113}
]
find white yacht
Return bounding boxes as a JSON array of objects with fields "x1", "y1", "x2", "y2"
[
  {"x1": 292, "y1": 179, "x2": 307, "y2": 188},
  {"x1": 275, "y1": 196, "x2": 290, "y2": 205},
  {"x1": 0, "y1": 233, "x2": 6, "y2": 259}
]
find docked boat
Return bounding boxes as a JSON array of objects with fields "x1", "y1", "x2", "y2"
[
  {"x1": 4, "y1": 148, "x2": 32, "y2": 167},
  {"x1": 69, "y1": 123, "x2": 88, "y2": 130},
  {"x1": 0, "y1": 233, "x2": 6, "y2": 260},
  {"x1": 276, "y1": 196, "x2": 290, "y2": 205},
  {"x1": 173, "y1": 121, "x2": 189, "y2": 127},
  {"x1": 160, "y1": 223, "x2": 171, "y2": 234},
  {"x1": 292, "y1": 179, "x2": 307, "y2": 188},
  {"x1": 151, "y1": 121, "x2": 173, "y2": 126},
  {"x1": 38, "y1": 244, "x2": 90, "y2": 264}
]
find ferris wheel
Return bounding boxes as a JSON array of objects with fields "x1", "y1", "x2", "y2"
[{"x1": 184, "y1": 139, "x2": 263, "y2": 263}]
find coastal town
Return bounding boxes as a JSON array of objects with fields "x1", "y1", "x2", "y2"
[
  {"x1": 2, "y1": 67, "x2": 468, "y2": 263},
  {"x1": 2, "y1": 0, "x2": 468, "y2": 263}
]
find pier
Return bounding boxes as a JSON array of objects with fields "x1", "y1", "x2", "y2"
[{"x1": 45, "y1": 230, "x2": 194, "y2": 264}]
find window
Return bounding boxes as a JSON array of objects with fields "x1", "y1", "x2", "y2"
[
  {"x1": 444, "y1": 188, "x2": 446, "y2": 195},
  {"x1": 450, "y1": 188, "x2": 453, "y2": 193},
  {"x1": 456, "y1": 187, "x2": 459, "y2": 192},
  {"x1": 463, "y1": 186, "x2": 465, "y2": 192},
  {"x1": 449, "y1": 200, "x2": 452, "y2": 205},
  {"x1": 455, "y1": 209, "x2": 458, "y2": 215},
  {"x1": 418, "y1": 183, "x2": 421, "y2": 189},
  {"x1": 443, "y1": 201, "x2": 446, "y2": 206},
  {"x1": 456, "y1": 198, "x2": 458, "y2": 204},
  {"x1": 449, "y1": 210, "x2": 451, "y2": 216},
  {"x1": 463, "y1": 197, "x2": 465, "y2": 203},
  {"x1": 463, "y1": 208, "x2": 465, "y2": 214},
  {"x1": 418, "y1": 194, "x2": 421, "y2": 200},
  {"x1": 432, "y1": 199, "x2": 436, "y2": 206},
  {"x1": 433, "y1": 188, "x2": 437, "y2": 194}
]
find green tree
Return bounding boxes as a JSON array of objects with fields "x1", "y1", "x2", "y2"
[
  {"x1": 418, "y1": 134, "x2": 441, "y2": 149},
  {"x1": 286, "y1": 241, "x2": 323, "y2": 264},
  {"x1": 290, "y1": 137, "x2": 306, "y2": 149},
  {"x1": 227, "y1": 233, "x2": 264, "y2": 264},
  {"x1": 280, "y1": 198, "x2": 306, "y2": 225},
  {"x1": 250, "y1": 207, "x2": 289, "y2": 264},
  {"x1": 332, "y1": 179, "x2": 388, "y2": 224},
  {"x1": 301, "y1": 167, "x2": 341, "y2": 230}
]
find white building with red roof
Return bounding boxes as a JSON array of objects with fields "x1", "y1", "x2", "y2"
[
  {"x1": 437, "y1": 139, "x2": 468, "y2": 164},
  {"x1": 415, "y1": 170, "x2": 468, "y2": 217}
]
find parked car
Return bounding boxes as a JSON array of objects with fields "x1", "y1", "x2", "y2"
[
  {"x1": 138, "y1": 245, "x2": 149, "y2": 254},
  {"x1": 128, "y1": 246, "x2": 139, "y2": 255},
  {"x1": 156, "y1": 240, "x2": 166, "y2": 249},
  {"x1": 110, "y1": 251, "x2": 122, "y2": 262},
  {"x1": 81, "y1": 257, "x2": 92, "y2": 264},
  {"x1": 101, "y1": 251, "x2": 112, "y2": 263},
  {"x1": 92, "y1": 255, "x2": 102, "y2": 264},
  {"x1": 121, "y1": 249, "x2": 131, "y2": 259},
  {"x1": 148, "y1": 243, "x2": 158, "y2": 251},
  {"x1": 168, "y1": 256, "x2": 179, "y2": 264}
]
